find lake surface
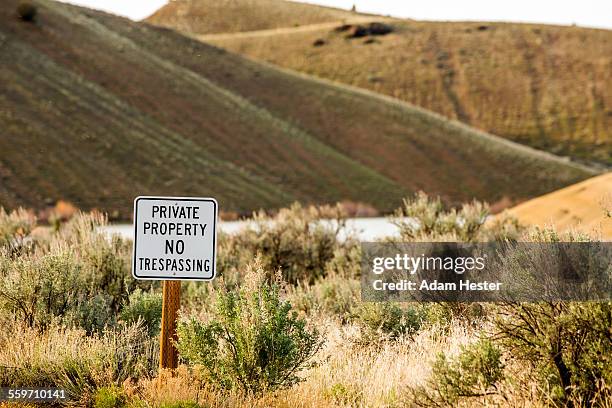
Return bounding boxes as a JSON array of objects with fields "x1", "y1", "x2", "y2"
[{"x1": 101, "y1": 217, "x2": 402, "y2": 242}]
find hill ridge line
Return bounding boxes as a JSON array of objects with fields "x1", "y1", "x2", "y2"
[
  {"x1": 1, "y1": 0, "x2": 597, "y2": 217},
  {"x1": 46, "y1": 0, "x2": 406, "y2": 193},
  {"x1": 194, "y1": 17, "x2": 390, "y2": 41},
  {"x1": 4, "y1": 24, "x2": 294, "y2": 203},
  {"x1": 52, "y1": 0, "x2": 598, "y2": 175}
]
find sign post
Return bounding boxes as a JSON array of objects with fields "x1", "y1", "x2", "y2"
[
  {"x1": 159, "y1": 280, "x2": 181, "y2": 369},
  {"x1": 132, "y1": 196, "x2": 217, "y2": 372}
]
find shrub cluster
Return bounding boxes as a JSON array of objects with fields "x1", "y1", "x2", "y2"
[
  {"x1": 119, "y1": 289, "x2": 163, "y2": 337},
  {"x1": 286, "y1": 272, "x2": 360, "y2": 321},
  {"x1": 217, "y1": 203, "x2": 359, "y2": 285},
  {"x1": 412, "y1": 339, "x2": 504, "y2": 406},
  {"x1": 0, "y1": 211, "x2": 140, "y2": 332},
  {"x1": 490, "y1": 229, "x2": 611, "y2": 405},
  {"x1": 353, "y1": 303, "x2": 425, "y2": 342},
  {"x1": 177, "y1": 259, "x2": 323, "y2": 393},
  {"x1": 391, "y1": 191, "x2": 523, "y2": 242},
  {"x1": 495, "y1": 301, "x2": 611, "y2": 405}
]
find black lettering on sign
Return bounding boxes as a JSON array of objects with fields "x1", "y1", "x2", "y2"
[
  {"x1": 165, "y1": 239, "x2": 185, "y2": 255},
  {"x1": 152, "y1": 205, "x2": 200, "y2": 219}
]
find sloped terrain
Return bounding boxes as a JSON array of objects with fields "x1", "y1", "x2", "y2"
[
  {"x1": 146, "y1": 0, "x2": 359, "y2": 34},
  {"x1": 0, "y1": 0, "x2": 596, "y2": 219},
  {"x1": 149, "y1": 3, "x2": 612, "y2": 165},
  {"x1": 508, "y1": 172, "x2": 612, "y2": 239}
]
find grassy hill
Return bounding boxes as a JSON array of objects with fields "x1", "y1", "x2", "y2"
[
  {"x1": 146, "y1": 0, "x2": 360, "y2": 34},
  {"x1": 147, "y1": 3, "x2": 612, "y2": 165},
  {"x1": 0, "y1": 0, "x2": 596, "y2": 220},
  {"x1": 507, "y1": 172, "x2": 612, "y2": 239}
]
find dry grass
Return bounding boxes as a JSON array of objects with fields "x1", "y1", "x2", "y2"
[
  {"x1": 136, "y1": 318, "x2": 477, "y2": 408},
  {"x1": 135, "y1": 318, "x2": 566, "y2": 408},
  {"x1": 0, "y1": 319, "x2": 157, "y2": 404},
  {"x1": 146, "y1": 0, "x2": 359, "y2": 35},
  {"x1": 176, "y1": 18, "x2": 612, "y2": 165},
  {"x1": 0, "y1": 310, "x2": 583, "y2": 408}
]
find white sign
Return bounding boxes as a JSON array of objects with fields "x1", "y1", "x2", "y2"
[{"x1": 132, "y1": 196, "x2": 217, "y2": 281}]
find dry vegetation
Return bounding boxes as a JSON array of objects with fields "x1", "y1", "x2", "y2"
[
  {"x1": 146, "y1": 0, "x2": 359, "y2": 34},
  {"x1": 0, "y1": 194, "x2": 610, "y2": 407},
  {"x1": 148, "y1": 6, "x2": 612, "y2": 165}
]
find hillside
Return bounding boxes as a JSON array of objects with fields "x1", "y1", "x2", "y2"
[
  {"x1": 0, "y1": 0, "x2": 597, "y2": 220},
  {"x1": 507, "y1": 172, "x2": 612, "y2": 239},
  {"x1": 146, "y1": 0, "x2": 360, "y2": 34},
  {"x1": 147, "y1": 4, "x2": 612, "y2": 165}
]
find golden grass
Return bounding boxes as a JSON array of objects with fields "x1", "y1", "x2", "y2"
[
  {"x1": 136, "y1": 318, "x2": 476, "y2": 407},
  {"x1": 180, "y1": 18, "x2": 612, "y2": 164},
  {"x1": 131, "y1": 317, "x2": 566, "y2": 407},
  {"x1": 146, "y1": 0, "x2": 359, "y2": 34}
]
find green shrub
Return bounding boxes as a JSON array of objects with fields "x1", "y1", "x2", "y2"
[
  {"x1": 324, "y1": 382, "x2": 362, "y2": 405},
  {"x1": 159, "y1": 402, "x2": 201, "y2": 408},
  {"x1": 423, "y1": 302, "x2": 487, "y2": 330},
  {"x1": 354, "y1": 303, "x2": 424, "y2": 341},
  {"x1": 16, "y1": 2, "x2": 37, "y2": 22},
  {"x1": 218, "y1": 203, "x2": 358, "y2": 284},
  {"x1": 176, "y1": 258, "x2": 323, "y2": 393},
  {"x1": 94, "y1": 385, "x2": 127, "y2": 408},
  {"x1": 120, "y1": 289, "x2": 163, "y2": 336},
  {"x1": 495, "y1": 301, "x2": 611, "y2": 406},
  {"x1": 0, "y1": 213, "x2": 136, "y2": 332},
  {"x1": 413, "y1": 339, "x2": 504, "y2": 406},
  {"x1": 66, "y1": 293, "x2": 116, "y2": 334},
  {"x1": 55, "y1": 213, "x2": 135, "y2": 313},
  {"x1": 287, "y1": 274, "x2": 360, "y2": 321},
  {"x1": 0, "y1": 248, "x2": 87, "y2": 328},
  {"x1": 490, "y1": 229, "x2": 611, "y2": 405},
  {"x1": 391, "y1": 192, "x2": 522, "y2": 242}
]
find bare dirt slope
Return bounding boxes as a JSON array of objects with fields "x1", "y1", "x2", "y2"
[{"x1": 508, "y1": 173, "x2": 612, "y2": 239}]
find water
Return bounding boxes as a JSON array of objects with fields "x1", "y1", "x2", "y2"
[{"x1": 101, "y1": 217, "x2": 402, "y2": 242}]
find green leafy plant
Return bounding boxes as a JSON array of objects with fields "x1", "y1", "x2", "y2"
[
  {"x1": 413, "y1": 339, "x2": 504, "y2": 406},
  {"x1": 120, "y1": 289, "x2": 163, "y2": 336},
  {"x1": 391, "y1": 192, "x2": 522, "y2": 242},
  {"x1": 176, "y1": 258, "x2": 323, "y2": 393},
  {"x1": 354, "y1": 303, "x2": 424, "y2": 342},
  {"x1": 94, "y1": 385, "x2": 127, "y2": 408},
  {"x1": 218, "y1": 203, "x2": 358, "y2": 284},
  {"x1": 0, "y1": 213, "x2": 135, "y2": 332}
]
